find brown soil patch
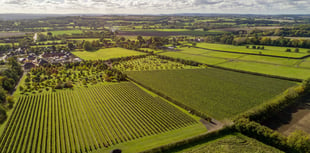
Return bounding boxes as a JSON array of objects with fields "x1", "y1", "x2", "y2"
[{"x1": 262, "y1": 103, "x2": 310, "y2": 136}]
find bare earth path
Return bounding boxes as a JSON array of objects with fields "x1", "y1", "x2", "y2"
[{"x1": 200, "y1": 118, "x2": 224, "y2": 133}]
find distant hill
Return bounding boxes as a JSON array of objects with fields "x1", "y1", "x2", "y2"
[{"x1": 0, "y1": 14, "x2": 72, "y2": 20}]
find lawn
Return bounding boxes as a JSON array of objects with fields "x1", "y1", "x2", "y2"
[
  {"x1": 197, "y1": 43, "x2": 309, "y2": 58},
  {"x1": 126, "y1": 68, "x2": 296, "y2": 120},
  {"x1": 173, "y1": 133, "x2": 283, "y2": 153},
  {"x1": 72, "y1": 48, "x2": 146, "y2": 60}
]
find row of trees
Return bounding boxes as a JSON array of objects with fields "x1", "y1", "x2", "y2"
[
  {"x1": 0, "y1": 57, "x2": 23, "y2": 123},
  {"x1": 203, "y1": 34, "x2": 310, "y2": 49}
]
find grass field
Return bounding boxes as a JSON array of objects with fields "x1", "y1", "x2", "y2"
[
  {"x1": 47, "y1": 30, "x2": 83, "y2": 35},
  {"x1": 0, "y1": 43, "x2": 18, "y2": 46},
  {"x1": 127, "y1": 69, "x2": 296, "y2": 120},
  {"x1": 72, "y1": 48, "x2": 146, "y2": 60},
  {"x1": 159, "y1": 47, "x2": 310, "y2": 79},
  {"x1": 197, "y1": 43, "x2": 309, "y2": 58},
  {"x1": 68, "y1": 38, "x2": 100, "y2": 42},
  {"x1": 173, "y1": 133, "x2": 283, "y2": 153},
  {"x1": 218, "y1": 61, "x2": 310, "y2": 80},
  {"x1": 0, "y1": 82, "x2": 203, "y2": 153},
  {"x1": 0, "y1": 32, "x2": 27, "y2": 38}
]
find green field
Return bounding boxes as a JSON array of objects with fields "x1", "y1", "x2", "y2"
[
  {"x1": 218, "y1": 61, "x2": 310, "y2": 80},
  {"x1": 160, "y1": 51, "x2": 227, "y2": 65},
  {"x1": 114, "y1": 56, "x2": 199, "y2": 71},
  {"x1": 0, "y1": 82, "x2": 203, "y2": 153},
  {"x1": 174, "y1": 133, "x2": 283, "y2": 153},
  {"x1": 197, "y1": 43, "x2": 309, "y2": 58},
  {"x1": 68, "y1": 38, "x2": 100, "y2": 42},
  {"x1": 47, "y1": 30, "x2": 84, "y2": 35},
  {"x1": 127, "y1": 69, "x2": 296, "y2": 120},
  {"x1": 159, "y1": 47, "x2": 310, "y2": 79},
  {"x1": 72, "y1": 48, "x2": 146, "y2": 60}
]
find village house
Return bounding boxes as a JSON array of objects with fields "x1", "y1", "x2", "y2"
[{"x1": 24, "y1": 62, "x2": 35, "y2": 70}]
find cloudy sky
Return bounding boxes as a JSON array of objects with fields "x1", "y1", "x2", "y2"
[{"x1": 0, "y1": 0, "x2": 309, "y2": 14}]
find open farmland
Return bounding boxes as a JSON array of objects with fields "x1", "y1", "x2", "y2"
[
  {"x1": 173, "y1": 133, "x2": 284, "y2": 153},
  {"x1": 196, "y1": 43, "x2": 310, "y2": 58},
  {"x1": 127, "y1": 69, "x2": 296, "y2": 120},
  {"x1": 72, "y1": 48, "x2": 146, "y2": 60},
  {"x1": 118, "y1": 30, "x2": 225, "y2": 37},
  {"x1": 47, "y1": 30, "x2": 84, "y2": 36},
  {"x1": 159, "y1": 47, "x2": 310, "y2": 80},
  {"x1": 218, "y1": 61, "x2": 310, "y2": 80},
  {"x1": 0, "y1": 82, "x2": 202, "y2": 153},
  {"x1": 0, "y1": 32, "x2": 27, "y2": 38}
]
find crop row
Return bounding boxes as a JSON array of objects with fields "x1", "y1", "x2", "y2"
[{"x1": 0, "y1": 82, "x2": 197, "y2": 153}]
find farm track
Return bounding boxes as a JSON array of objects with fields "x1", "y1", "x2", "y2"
[{"x1": 0, "y1": 82, "x2": 198, "y2": 153}]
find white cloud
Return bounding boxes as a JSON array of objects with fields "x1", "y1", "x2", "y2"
[{"x1": 0, "y1": 0, "x2": 309, "y2": 14}]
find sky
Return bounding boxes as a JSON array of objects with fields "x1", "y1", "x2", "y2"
[{"x1": 0, "y1": 0, "x2": 310, "y2": 14}]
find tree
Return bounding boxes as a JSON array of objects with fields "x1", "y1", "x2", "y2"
[
  {"x1": 286, "y1": 48, "x2": 292, "y2": 52},
  {"x1": 0, "y1": 87, "x2": 6, "y2": 103},
  {"x1": 192, "y1": 42, "x2": 197, "y2": 47},
  {"x1": 68, "y1": 42, "x2": 75, "y2": 50},
  {"x1": 295, "y1": 48, "x2": 300, "y2": 53},
  {"x1": 83, "y1": 41, "x2": 93, "y2": 51},
  {"x1": 6, "y1": 96, "x2": 14, "y2": 108},
  {"x1": 287, "y1": 130, "x2": 310, "y2": 153}
]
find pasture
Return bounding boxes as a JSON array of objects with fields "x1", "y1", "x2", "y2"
[
  {"x1": 218, "y1": 61, "x2": 310, "y2": 80},
  {"x1": 72, "y1": 48, "x2": 146, "y2": 60},
  {"x1": 159, "y1": 47, "x2": 310, "y2": 79},
  {"x1": 127, "y1": 68, "x2": 296, "y2": 120},
  {"x1": 0, "y1": 82, "x2": 202, "y2": 153},
  {"x1": 196, "y1": 43, "x2": 310, "y2": 58},
  {"x1": 174, "y1": 133, "x2": 284, "y2": 153},
  {"x1": 47, "y1": 30, "x2": 83, "y2": 36}
]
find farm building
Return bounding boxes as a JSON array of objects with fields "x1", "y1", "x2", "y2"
[
  {"x1": 37, "y1": 58, "x2": 49, "y2": 66},
  {"x1": 24, "y1": 62, "x2": 35, "y2": 70}
]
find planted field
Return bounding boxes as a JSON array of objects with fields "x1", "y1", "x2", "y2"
[
  {"x1": 72, "y1": 48, "x2": 146, "y2": 60},
  {"x1": 160, "y1": 51, "x2": 227, "y2": 65},
  {"x1": 0, "y1": 82, "x2": 198, "y2": 153},
  {"x1": 197, "y1": 43, "x2": 309, "y2": 58},
  {"x1": 159, "y1": 48, "x2": 310, "y2": 79},
  {"x1": 118, "y1": 30, "x2": 225, "y2": 36},
  {"x1": 114, "y1": 56, "x2": 199, "y2": 71},
  {"x1": 47, "y1": 30, "x2": 83, "y2": 36},
  {"x1": 127, "y1": 69, "x2": 296, "y2": 119},
  {"x1": 218, "y1": 61, "x2": 310, "y2": 80},
  {"x1": 174, "y1": 133, "x2": 284, "y2": 153},
  {"x1": 0, "y1": 32, "x2": 27, "y2": 38}
]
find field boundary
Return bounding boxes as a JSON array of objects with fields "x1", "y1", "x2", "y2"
[
  {"x1": 155, "y1": 55, "x2": 303, "y2": 82},
  {"x1": 139, "y1": 126, "x2": 233, "y2": 153},
  {"x1": 195, "y1": 46, "x2": 310, "y2": 59}
]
